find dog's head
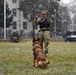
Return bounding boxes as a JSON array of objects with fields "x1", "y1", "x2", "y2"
[
  {"x1": 33, "y1": 38, "x2": 41, "y2": 49},
  {"x1": 33, "y1": 38, "x2": 50, "y2": 68},
  {"x1": 33, "y1": 38, "x2": 40, "y2": 44}
]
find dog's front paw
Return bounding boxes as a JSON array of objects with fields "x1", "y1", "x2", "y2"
[{"x1": 38, "y1": 61, "x2": 42, "y2": 65}]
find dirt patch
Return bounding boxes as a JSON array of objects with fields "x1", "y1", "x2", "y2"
[{"x1": 0, "y1": 72, "x2": 4, "y2": 75}]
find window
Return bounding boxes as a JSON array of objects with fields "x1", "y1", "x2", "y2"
[
  {"x1": 23, "y1": 22, "x2": 27, "y2": 29},
  {"x1": 12, "y1": 9, "x2": 17, "y2": 16},
  {"x1": 12, "y1": 22, "x2": 17, "y2": 29},
  {"x1": 20, "y1": 30, "x2": 23, "y2": 36},
  {"x1": 12, "y1": 0, "x2": 17, "y2": 3}
]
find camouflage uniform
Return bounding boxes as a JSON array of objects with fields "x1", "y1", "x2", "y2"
[
  {"x1": 34, "y1": 11, "x2": 52, "y2": 54},
  {"x1": 39, "y1": 29, "x2": 50, "y2": 54}
]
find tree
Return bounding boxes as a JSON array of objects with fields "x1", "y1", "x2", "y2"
[
  {"x1": 0, "y1": 0, "x2": 4, "y2": 28},
  {"x1": 60, "y1": 6, "x2": 71, "y2": 34},
  {"x1": 19, "y1": 0, "x2": 62, "y2": 35},
  {"x1": 0, "y1": 0, "x2": 13, "y2": 28},
  {"x1": 19, "y1": 0, "x2": 60, "y2": 18},
  {"x1": 6, "y1": 3, "x2": 13, "y2": 27},
  {"x1": 74, "y1": 14, "x2": 76, "y2": 24}
]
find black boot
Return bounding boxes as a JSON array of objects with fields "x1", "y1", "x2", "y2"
[{"x1": 45, "y1": 50, "x2": 48, "y2": 55}]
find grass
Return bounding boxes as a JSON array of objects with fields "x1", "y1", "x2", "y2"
[{"x1": 0, "y1": 41, "x2": 76, "y2": 75}]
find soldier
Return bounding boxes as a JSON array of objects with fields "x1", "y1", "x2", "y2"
[{"x1": 34, "y1": 10, "x2": 52, "y2": 55}]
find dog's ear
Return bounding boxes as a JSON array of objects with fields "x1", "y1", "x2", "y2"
[
  {"x1": 33, "y1": 38, "x2": 35, "y2": 42},
  {"x1": 33, "y1": 38, "x2": 40, "y2": 42},
  {"x1": 37, "y1": 38, "x2": 40, "y2": 42}
]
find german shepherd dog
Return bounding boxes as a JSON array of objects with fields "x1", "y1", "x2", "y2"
[{"x1": 32, "y1": 38, "x2": 50, "y2": 68}]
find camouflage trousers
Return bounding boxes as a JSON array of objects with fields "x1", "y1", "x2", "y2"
[{"x1": 38, "y1": 30, "x2": 50, "y2": 54}]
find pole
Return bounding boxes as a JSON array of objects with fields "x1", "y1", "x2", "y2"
[
  {"x1": 32, "y1": 23, "x2": 35, "y2": 38},
  {"x1": 4, "y1": 0, "x2": 6, "y2": 39},
  {"x1": 32, "y1": 11, "x2": 35, "y2": 38},
  {"x1": 54, "y1": 9, "x2": 56, "y2": 37}
]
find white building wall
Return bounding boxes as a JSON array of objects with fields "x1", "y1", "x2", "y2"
[
  {"x1": 7, "y1": 0, "x2": 21, "y2": 33},
  {"x1": 7, "y1": 0, "x2": 38, "y2": 38}
]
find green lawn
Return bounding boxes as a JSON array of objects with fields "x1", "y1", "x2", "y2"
[{"x1": 0, "y1": 41, "x2": 76, "y2": 75}]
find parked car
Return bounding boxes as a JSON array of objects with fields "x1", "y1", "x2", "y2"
[{"x1": 63, "y1": 31, "x2": 76, "y2": 42}]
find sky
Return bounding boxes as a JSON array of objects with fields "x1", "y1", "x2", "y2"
[{"x1": 61, "y1": 0, "x2": 73, "y2": 4}]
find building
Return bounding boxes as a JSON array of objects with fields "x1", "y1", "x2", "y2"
[{"x1": 7, "y1": 0, "x2": 39, "y2": 38}]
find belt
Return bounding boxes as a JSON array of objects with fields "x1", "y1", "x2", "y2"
[{"x1": 39, "y1": 28, "x2": 50, "y2": 32}]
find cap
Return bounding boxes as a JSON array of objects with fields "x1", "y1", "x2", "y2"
[{"x1": 41, "y1": 10, "x2": 46, "y2": 15}]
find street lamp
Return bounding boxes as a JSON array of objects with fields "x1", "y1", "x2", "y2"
[
  {"x1": 54, "y1": 9, "x2": 57, "y2": 37},
  {"x1": 4, "y1": 0, "x2": 6, "y2": 39}
]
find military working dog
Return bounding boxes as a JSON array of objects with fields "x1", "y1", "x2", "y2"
[{"x1": 32, "y1": 38, "x2": 50, "y2": 68}]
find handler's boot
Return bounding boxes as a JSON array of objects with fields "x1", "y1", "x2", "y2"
[
  {"x1": 45, "y1": 50, "x2": 48, "y2": 55},
  {"x1": 44, "y1": 42, "x2": 49, "y2": 55}
]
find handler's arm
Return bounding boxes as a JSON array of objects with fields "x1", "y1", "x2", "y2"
[
  {"x1": 47, "y1": 18, "x2": 52, "y2": 24},
  {"x1": 34, "y1": 17, "x2": 41, "y2": 25}
]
